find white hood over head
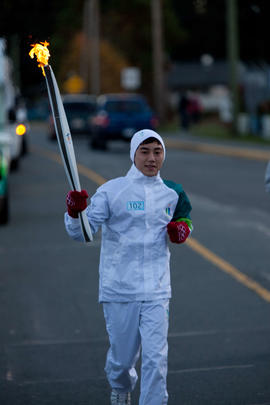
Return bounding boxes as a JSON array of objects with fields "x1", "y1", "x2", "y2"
[{"x1": 130, "y1": 129, "x2": 166, "y2": 162}]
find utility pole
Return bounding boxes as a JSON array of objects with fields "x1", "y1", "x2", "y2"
[
  {"x1": 151, "y1": 0, "x2": 165, "y2": 123},
  {"x1": 89, "y1": 0, "x2": 100, "y2": 95},
  {"x1": 226, "y1": 0, "x2": 240, "y2": 134},
  {"x1": 80, "y1": 0, "x2": 90, "y2": 89},
  {"x1": 81, "y1": 0, "x2": 100, "y2": 95}
]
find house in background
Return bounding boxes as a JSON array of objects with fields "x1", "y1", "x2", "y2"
[{"x1": 166, "y1": 59, "x2": 270, "y2": 137}]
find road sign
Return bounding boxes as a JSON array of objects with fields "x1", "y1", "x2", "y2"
[{"x1": 121, "y1": 67, "x2": 141, "y2": 90}]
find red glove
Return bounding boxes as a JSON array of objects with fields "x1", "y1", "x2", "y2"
[
  {"x1": 66, "y1": 190, "x2": 89, "y2": 218},
  {"x1": 167, "y1": 221, "x2": 190, "y2": 244}
]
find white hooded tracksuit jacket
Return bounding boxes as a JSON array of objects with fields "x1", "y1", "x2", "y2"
[
  {"x1": 64, "y1": 158, "x2": 192, "y2": 303},
  {"x1": 64, "y1": 130, "x2": 192, "y2": 405}
]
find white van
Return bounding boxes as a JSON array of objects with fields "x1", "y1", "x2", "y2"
[{"x1": 0, "y1": 38, "x2": 29, "y2": 171}]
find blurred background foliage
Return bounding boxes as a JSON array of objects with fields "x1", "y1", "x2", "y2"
[
  {"x1": 1, "y1": 0, "x2": 270, "y2": 133},
  {"x1": 0, "y1": 0, "x2": 187, "y2": 97}
]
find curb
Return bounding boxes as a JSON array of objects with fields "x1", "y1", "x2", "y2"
[{"x1": 164, "y1": 139, "x2": 270, "y2": 162}]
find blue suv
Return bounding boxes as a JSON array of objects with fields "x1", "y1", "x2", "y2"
[{"x1": 90, "y1": 93, "x2": 158, "y2": 149}]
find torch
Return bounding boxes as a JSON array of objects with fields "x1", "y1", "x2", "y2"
[{"x1": 29, "y1": 41, "x2": 93, "y2": 243}]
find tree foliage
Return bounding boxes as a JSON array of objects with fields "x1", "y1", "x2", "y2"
[{"x1": 1, "y1": 0, "x2": 270, "y2": 97}]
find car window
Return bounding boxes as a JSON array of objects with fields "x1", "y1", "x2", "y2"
[
  {"x1": 105, "y1": 101, "x2": 146, "y2": 113},
  {"x1": 64, "y1": 102, "x2": 96, "y2": 114}
]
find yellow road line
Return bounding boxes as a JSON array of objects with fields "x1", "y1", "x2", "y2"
[
  {"x1": 33, "y1": 145, "x2": 270, "y2": 303},
  {"x1": 31, "y1": 145, "x2": 107, "y2": 185},
  {"x1": 32, "y1": 146, "x2": 62, "y2": 164},
  {"x1": 165, "y1": 139, "x2": 270, "y2": 161},
  {"x1": 186, "y1": 238, "x2": 270, "y2": 303},
  {"x1": 77, "y1": 163, "x2": 107, "y2": 186}
]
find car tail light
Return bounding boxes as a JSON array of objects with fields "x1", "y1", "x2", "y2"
[
  {"x1": 150, "y1": 116, "x2": 159, "y2": 128},
  {"x1": 92, "y1": 113, "x2": 110, "y2": 127}
]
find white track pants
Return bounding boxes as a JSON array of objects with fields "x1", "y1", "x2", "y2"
[{"x1": 103, "y1": 299, "x2": 169, "y2": 405}]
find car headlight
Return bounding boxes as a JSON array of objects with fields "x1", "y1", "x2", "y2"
[{"x1": 16, "y1": 124, "x2": 27, "y2": 136}]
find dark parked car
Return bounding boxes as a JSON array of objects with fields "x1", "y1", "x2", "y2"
[
  {"x1": 90, "y1": 93, "x2": 159, "y2": 149},
  {"x1": 0, "y1": 136, "x2": 10, "y2": 224},
  {"x1": 48, "y1": 94, "x2": 96, "y2": 140}
]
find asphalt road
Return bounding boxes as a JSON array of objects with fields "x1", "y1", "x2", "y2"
[{"x1": 1, "y1": 123, "x2": 270, "y2": 405}]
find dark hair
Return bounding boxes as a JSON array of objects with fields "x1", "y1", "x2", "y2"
[{"x1": 140, "y1": 137, "x2": 161, "y2": 145}]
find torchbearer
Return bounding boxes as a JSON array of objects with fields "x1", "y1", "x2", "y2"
[
  {"x1": 29, "y1": 41, "x2": 92, "y2": 243},
  {"x1": 64, "y1": 128, "x2": 193, "y2": 405}
]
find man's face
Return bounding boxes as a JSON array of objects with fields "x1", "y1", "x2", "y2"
[{"x1": 134, "y1": 141, "x2": 164, "y2": 176}]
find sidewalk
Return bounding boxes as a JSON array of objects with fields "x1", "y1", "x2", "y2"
[
  {"x1": 161, "y1": 129, "x2": 270, "y2": 162},
  {"x1": 29, "y1": 121, "x2": 270, "y2": 162}
]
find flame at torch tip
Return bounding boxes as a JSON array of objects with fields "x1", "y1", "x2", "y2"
[{"x1": 29, "y1": 41, "x2": 50, "y2": 76}]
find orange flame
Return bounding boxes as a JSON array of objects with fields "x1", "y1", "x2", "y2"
[{"x1": 29, "y1": 41, "x2": 50, "y2": 76}]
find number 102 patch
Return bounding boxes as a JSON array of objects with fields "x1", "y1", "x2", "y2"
[{"x1": 127, "y1": 201, "x2": 145, "y2": 210}]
